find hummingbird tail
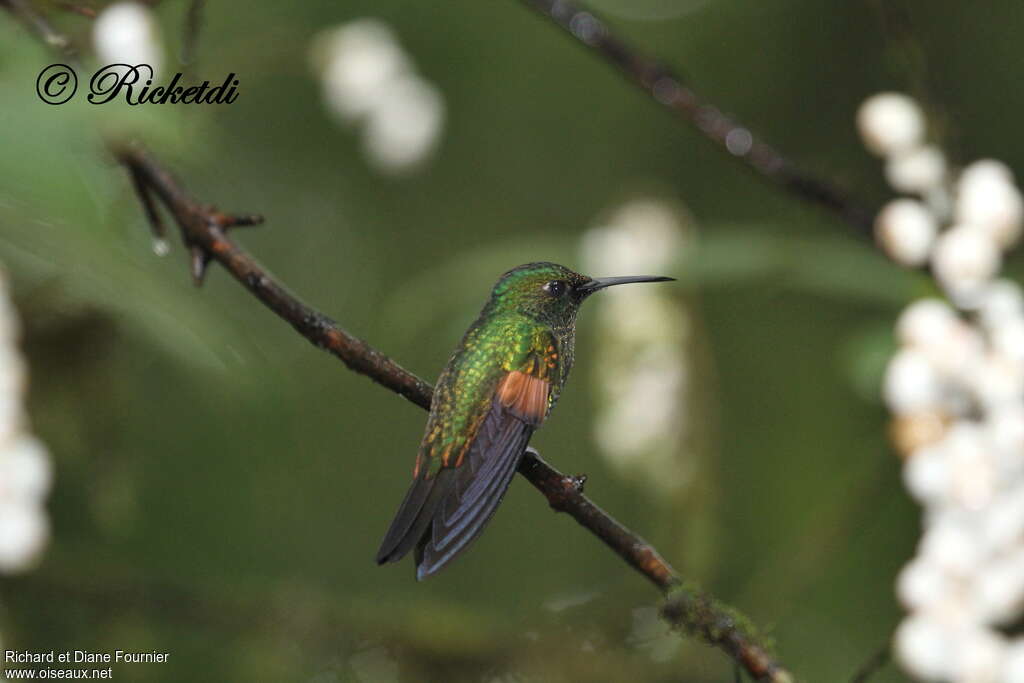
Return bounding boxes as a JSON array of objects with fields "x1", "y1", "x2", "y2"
[
  {"x1": 376, "y1": 395, "x2": 535, "y2": 579},
  {"x1": 375, "y1": 470, "x2": 448, "y2": 565},
  {"x1": 414, "y1": 404, "x2": 533, "y2": 580}
]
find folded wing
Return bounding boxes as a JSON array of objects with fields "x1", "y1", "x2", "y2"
[{"x1": 376, "y1": 339, "x2": 556, "y2": 579}]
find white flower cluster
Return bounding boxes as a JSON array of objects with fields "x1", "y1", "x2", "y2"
[
  {"x1": 862, "y1": 94, "x2": 1024, "y2": 682},
  {"x1": 93, "y1": 2, "x2": 163, "y2": 76},
  {"x1": 312, "y1": 20, "x2": 445, "y2": 175},
  {"x1": 859, "y1": 93, "x2": 1023, "y2": 306},
  {"x1": 0, "y1": 268, "x2": 52, "y2": 573},
  {"x1": 581, "y1": 199, "x2": 690, "y2": 495}
]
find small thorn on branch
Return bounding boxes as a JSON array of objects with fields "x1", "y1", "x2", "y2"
[
  {"x1": 215, "y1": 212, "x2": 265, "y2": 229},
  {"x1": 55, "y1": 2, "x2": 97, "y2": 18}
]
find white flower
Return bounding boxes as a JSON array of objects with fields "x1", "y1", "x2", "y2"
[
  {"x1": 0, "y1": 265, "x2": 53, "y2": 575},
  {"x1": 944, "y1": 422, "x2": 998, "y2": 511},
  {"x1": 312, "y1": 20, "x2": 445, "y2": 174},
  {"x1": 932, "y1": 225, "x2": 1001, "y2": 300},
  {"x1": 926, "y1": 323, "x2": 985, "y2": 385},
  {"x1": 315, "y1": 20, "x2": 410, "y2": 122},
  {"x1": 897, "y1": 299, "x2": 959, "y2": 349},
  {"x1": 362, "y1": 75, "x2": 445, "y2": 173},
  {"x1": 1002, "y1": 639, "x2": 1024, "y2": 683},
  {"x1": 93, "y1": 2, "x2": 162, "y2": 75},
  {"x1": 582, "y1": 200, "x2": 686, "y2": 275},
  {"x1": 884, "y1": 349, "x2": 946, "y2": 414},
  {"x1": 903, "y1": 445, "x2": 951, "y2": 505},
  {"x1": 919, "y1": 517, "x2": 984, "y2": 576},
  {"x1": 970, "y1": 552, "x2": 1024, "y2": 625},
  {"x1": 0, "y1": 436, "x2": 53, "y2": 503},
  {"x1": 886, "y1": 145, "x2": 947, "y2": 194},
  {"x1": 582, "y1": 199, "x2": 688, "y2": 495},
  {"x1": 970, "y1": 353, "x2": 1024, "y2": 411},
  {"x1": 870, "y1": 95, "x2": 1024, "y2": 683},
  {"x1": 986, "y1": 407, "x2": 1024, "y2": 470},
  {"x1": 897, "y1": 557, "x2": 955, "y2": 611},
  {"x1": 976, "y1": 280, "x2": 1024, "y2": 331},
  {"x1": 951, "y1": 627, "x2": 1006, "y2": 683},
  {"x1": 875, "y1": 199, "x2": 938, "y2": 266},
  {"x1": 857, "y1": 93, "x2": 926, "y2": 157},
  {"x1": 960, "y1": 160, "x2": 1015, "y2": 188},
  {"x1": 895, "y1": 615, "x2": 956, "y2": 681},
  {"x1": 0, "y1": 502, "x2": 48, "y2": 573},
  {"x1": 991, "y1": 318, "x2": 1024, "y2": 366},
  {"x1": 979, "y1": 489, "x2": 1024, "y2": 551},
  {"x1": 955, "y1": 161, "x2": 1024, "y2": 249}
]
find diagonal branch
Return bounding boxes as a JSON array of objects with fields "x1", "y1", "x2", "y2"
[
  {"x1": 112, "y1": 142, "x2": 793, "y2": 683},
  {"x1": 1, "y1": 0, "x2": 78, "y2": 60},
  {"x1": 520, "y1": 0, "x2": 878, "y2": 237}
]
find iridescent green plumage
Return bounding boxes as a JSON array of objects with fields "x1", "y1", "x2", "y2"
[{"x1": 376, "y1": 262, "x2": 672, "y2": 579}]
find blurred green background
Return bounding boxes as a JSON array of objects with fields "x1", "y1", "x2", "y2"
[{"x1": 2, "y1": 0, "x2": 1023, "y2": 680}]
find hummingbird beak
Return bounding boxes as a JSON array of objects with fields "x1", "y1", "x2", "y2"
[{"x1": 576, "y1": 275, "x2": 675, "y2": 294}]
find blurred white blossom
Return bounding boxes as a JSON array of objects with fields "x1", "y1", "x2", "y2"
[
  {"x1": 92, "y1": 2, "x2": 163, "y2": 76},
  {"x1": 875, "y1": 198, "x2": 937, "y2": 267},
  {"x1": 581, "y1": 199, "x2": 690, "y2": 495},
  {"x1": 0, "y1": 267, "x2": 52, "y2": 574},
  {"x1": 955, "y1": 160, "x2": 1024, "y2": 249},
  {"x1": 857, "y1": 93, "x2": 926, "y2": 157},
  {"x1": 859, "y1": 91, "x2": 1024, "y2": 682},
  {"x1": 311, "y1": 20, "x2": 445, "y2": 174},
  {"x1": 886, "y1": 145, "x2": 947, "y2": 195},
  {"x1": 932, "y1": 225, "x2": 1002, "y2": 303}
]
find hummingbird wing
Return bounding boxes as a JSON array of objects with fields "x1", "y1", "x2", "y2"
[{"x1": 376, "y1": 327, "x2": 558, "y2": 579}]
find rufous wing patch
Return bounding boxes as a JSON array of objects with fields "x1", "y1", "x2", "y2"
[{"x1": 496, "y1": 370, "x2": 550, "y2": 425}]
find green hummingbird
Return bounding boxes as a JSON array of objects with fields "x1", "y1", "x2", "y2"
[{"x1": 376, "y1": 262, "x2": 674, "y2": 579}]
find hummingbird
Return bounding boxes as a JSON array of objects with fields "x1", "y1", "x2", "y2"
[{"x1": 376, "y1": 262, "x2": 674, "y2": 579}]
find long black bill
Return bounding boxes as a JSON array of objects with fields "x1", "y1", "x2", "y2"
[{"x1": 576, "y1": 275, "x2": 675, "y2": 293}]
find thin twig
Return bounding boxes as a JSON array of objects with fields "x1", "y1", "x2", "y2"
[
  {"x1": 2, "y1": 0, "x2": 78, "y2": 61},
  {"x1": 519, "y1": 0, "x2": 877, "y2": 237},
  {"x1": 112, "y1": 143, "x2": 792, "y2": 683},
  {"x1": 55, "y1": 2, "x2": 97, "y2": 19}
]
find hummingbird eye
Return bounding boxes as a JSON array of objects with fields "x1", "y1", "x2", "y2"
[{"x1": 542, "y1": 280, "x2": 567, "y2": 298}]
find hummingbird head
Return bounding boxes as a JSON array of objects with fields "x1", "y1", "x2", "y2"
[{"x1": 488, "y1": 262, "x2": 674, "y2": 327}]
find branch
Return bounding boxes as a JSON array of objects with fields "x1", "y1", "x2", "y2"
[
  {"x1": 112, "y1": 142, "x2": 792, "y2": 683},
  {"x1": 1, "y1": 0, "x2": 78, "y2": 60},
  {"x1": 520, "y1": 0, "x2": 878, "y2": 237}
]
